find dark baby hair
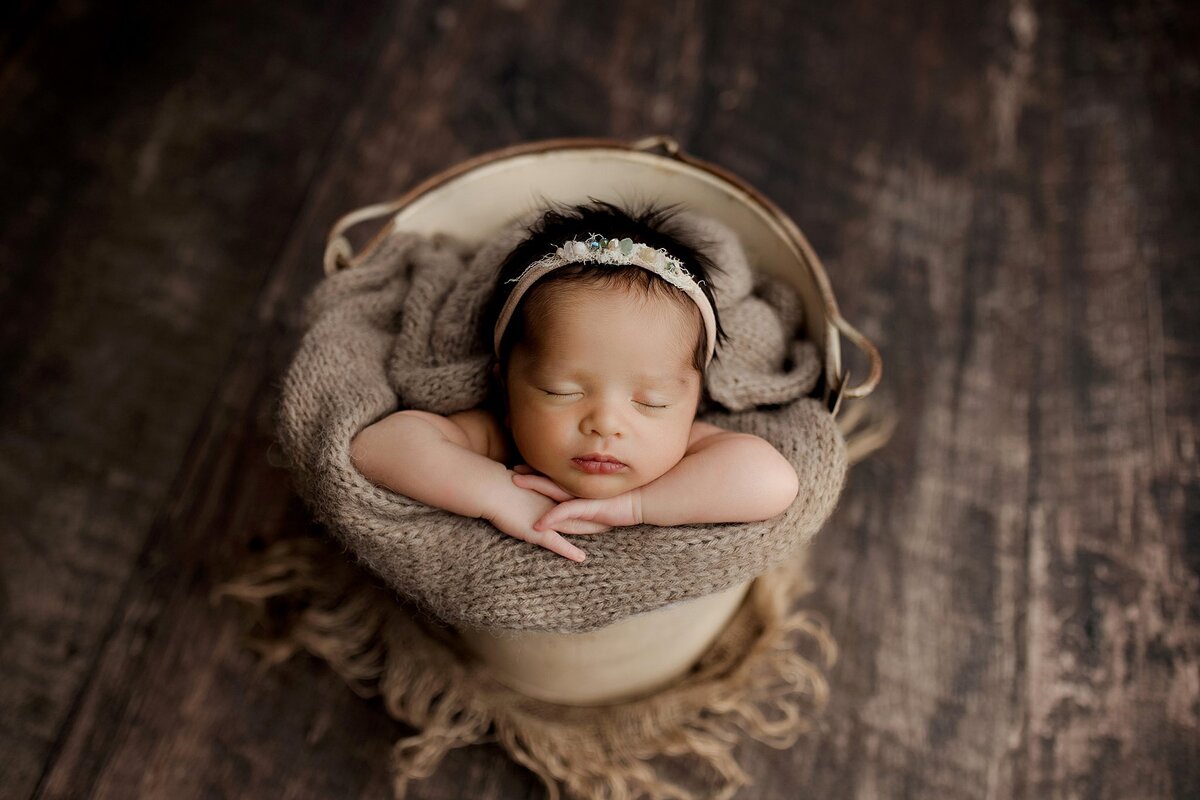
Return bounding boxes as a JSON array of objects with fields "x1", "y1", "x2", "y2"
[{"x1": 480, "y1": 197, "x2": 732, "y2": 387}]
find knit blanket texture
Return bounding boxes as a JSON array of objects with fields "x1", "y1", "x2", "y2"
[{"x1": 277, "y1": 211, "x2": 847, "y2": 633}]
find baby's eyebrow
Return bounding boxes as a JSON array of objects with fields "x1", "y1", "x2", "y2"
[{"x1": 639, "y1": 374, "x2": 690, "y2": 387}]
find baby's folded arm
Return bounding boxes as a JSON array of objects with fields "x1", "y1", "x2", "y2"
[
  {"x1": 349, "y1": 409, "x2": 513, "y2": 521},
  {"x1": 349, "y1": 411, "x2": 594, "y2": 561},
  {"x1": 639, "y1": 432, "x2": 801, "y2": 527}
]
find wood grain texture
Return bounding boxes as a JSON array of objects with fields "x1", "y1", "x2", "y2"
[
  {"x1": 0, "y1": 0, "x2": 394, "y2": 796},
  {"x1": 1, "y1": 0, "x2": 1196, "y2": 798}
]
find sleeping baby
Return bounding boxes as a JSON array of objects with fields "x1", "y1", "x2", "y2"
[{"x1": 350, "y1": 199, "x2": 800, "y2": 563}]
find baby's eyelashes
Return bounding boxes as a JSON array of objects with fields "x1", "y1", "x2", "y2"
[{"x1": 539, "y1": 390, "x2": 670, "y2": 409}]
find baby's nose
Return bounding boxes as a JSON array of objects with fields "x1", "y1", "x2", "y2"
[{"x1": 582, "y1": 405, "x2": 623, "y2": 437}]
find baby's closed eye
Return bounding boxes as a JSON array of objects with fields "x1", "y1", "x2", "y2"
[{"x1": 539, "y1": 390, "x2": 671, "y2": 409}]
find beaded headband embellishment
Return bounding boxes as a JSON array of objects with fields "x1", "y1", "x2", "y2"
[{"x1": 492, "y1": 233, "x2": 718, "y2": 367}]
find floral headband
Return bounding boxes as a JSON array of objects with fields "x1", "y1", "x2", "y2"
[{"x1": 492, "y1": 233, "x2": 718, "y2": 366}]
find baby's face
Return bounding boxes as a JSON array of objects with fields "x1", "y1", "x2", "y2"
[{"x1": 500, "y1": 286, "x2": 703, "y2": 500}]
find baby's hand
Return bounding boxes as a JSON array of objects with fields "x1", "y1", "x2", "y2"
[
  {"x1": 483, "y1": 467, "x2": 613, "y2": 564},
  {"x1": 511, "y1": 465, "x2": 643, "y2": 532}
]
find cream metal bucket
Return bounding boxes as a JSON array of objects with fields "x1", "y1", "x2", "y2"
[{"x1": 325, "y1": 136, "x2": 880, "y2": 705}]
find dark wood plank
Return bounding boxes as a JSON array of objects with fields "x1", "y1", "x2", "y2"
[
  {"x1": 0, "y1": 0, "x2": 56, "y2": 70},
  {"x1": 0, "y1": 0, "x2": 393, "y2": 796},
  {"x1": 776, "y1": 0, "x2": 1200, "y2": 798},
  {"x1": 2, "y1": 0, "x2": 1197, "y2": 797}
]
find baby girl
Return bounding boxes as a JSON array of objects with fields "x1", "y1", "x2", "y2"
[{"x1": 350, "y1": 199, "x2": 800, "y2": 563}]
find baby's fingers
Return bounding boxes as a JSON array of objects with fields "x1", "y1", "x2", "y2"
[
  {"x1": 512, "y1": 473, "x2": 574, "y2": 502},
  {"x1": 557, "y1": 519, "x2": 613, "y2": 534},
  {"x1": 534, "y1": 499, "x2": 600, "y2": 532},
  {"x1": 527, "y1": 527, "x2": 587, "y2": 563}
]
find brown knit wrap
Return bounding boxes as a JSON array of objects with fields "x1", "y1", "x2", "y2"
[{"x1": 276, "y1": 212, "x2": 847, "y2": 633}]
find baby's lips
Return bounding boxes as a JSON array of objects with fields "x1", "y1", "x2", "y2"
[{"x1": 574, "y1": 453, "x2": 627, "y2": 466}]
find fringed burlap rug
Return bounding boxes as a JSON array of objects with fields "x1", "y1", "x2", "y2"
[{"x1": 216, "y1": 539, "x2": 830, "y2": 800}]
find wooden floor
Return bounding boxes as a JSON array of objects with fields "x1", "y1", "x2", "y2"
[{"x1": 2, "y1": 1, "x2": 1197, "y2": 797}]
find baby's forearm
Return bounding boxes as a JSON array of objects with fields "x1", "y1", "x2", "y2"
[
  {"x1": 638, "y1": 434, "x2": 800, "y2": 527},
  {"x1": 349, "y1": 412, "x2": 512, "y2": 521}
]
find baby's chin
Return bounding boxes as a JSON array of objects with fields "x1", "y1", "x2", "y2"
[
  {"x1": 568, "y1": 483, "x2": 628, "y2": 500},
  {"x1": 561, "y1": 471, "x2": 655, "y2": 500}
]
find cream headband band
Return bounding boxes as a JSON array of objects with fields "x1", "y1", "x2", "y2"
[{"x1": 492, "y1": 233, "x2": 718, "y2": 367}]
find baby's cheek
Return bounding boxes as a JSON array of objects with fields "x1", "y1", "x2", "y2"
[{"x1": 526, "y1": 445, "x2": 567, "y2": 484}]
